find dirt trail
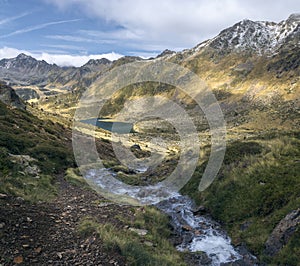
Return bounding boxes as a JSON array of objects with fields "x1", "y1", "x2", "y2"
[{"x1": 0, "y1": 176, "x2": 133, "y2": 266}]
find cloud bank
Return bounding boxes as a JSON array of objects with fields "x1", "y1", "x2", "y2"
[
  {"x1": 0, "y1": 47, "x2": 123, "y2": 67},
  {"x1": 45, "y1": 0, "x2": 299, "y2": 49}
]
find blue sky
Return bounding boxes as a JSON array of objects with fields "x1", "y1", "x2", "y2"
[{"x1": 0, "y1": 0, "x2": 298, "y2": 66}]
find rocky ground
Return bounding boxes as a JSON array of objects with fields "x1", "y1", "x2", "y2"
[{"x1": 0, "y1": 176, "x2": 132, "y2": 266}]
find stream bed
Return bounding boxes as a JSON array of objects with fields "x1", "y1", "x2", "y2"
[
  {"x1": 156, "y1": 195, "x2": 257, "y2": 265},
  {"x1": 85, "y1": 168, "x2": 257, "y2": 266}
]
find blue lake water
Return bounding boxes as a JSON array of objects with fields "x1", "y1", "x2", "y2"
[{"x1": 81, "y1": 118, "x2": 133, "y2": 134}]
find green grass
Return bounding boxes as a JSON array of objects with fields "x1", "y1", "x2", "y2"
[
  {"x1": 182, "y1": 134, "x2": 300, "y2": 265},
  {"x1": 0, "y1": 146, "x2": 58, "y2": 202},
  {"x1": 64, "y1": 168, "x2": 91, "y2": 189},
  {"x1": 77, "y1": 207, "x2": 187, "y2": 266},
  {"x1": 0, "y1": 101, "x2": 74, "y2": 201}
]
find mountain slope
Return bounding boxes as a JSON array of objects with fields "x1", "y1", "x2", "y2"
[
  {"x1": 0, "y1": 14, "x2": 299, "y2": 266},
  {"x1": 0, "y1": 54, "x2": 112, "y2": 100}
]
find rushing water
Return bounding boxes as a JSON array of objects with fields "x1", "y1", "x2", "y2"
[
  {"x1": 85, "y1": 168, "x2": 257, "y2": 265},
  {"x1": 156, "y1": 196, "x2": 242, "y2": 265}
]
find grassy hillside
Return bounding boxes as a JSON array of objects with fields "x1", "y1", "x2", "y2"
[
  {"x1": 0, "y1": 99, "x2": 75, "y2": 201},
  {"x1": 181, "y1": 131, "x2": 300, "y2": 265}
]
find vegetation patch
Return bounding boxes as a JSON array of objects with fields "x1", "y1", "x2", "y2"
[
  {"x1": 182, "y1": 134, "x2": 300, "y2": 265},
  {"x1": 77, "y1": 207, "x2": 186, "y2": 266}
]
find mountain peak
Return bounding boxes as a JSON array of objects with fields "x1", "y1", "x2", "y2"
[
  {"x1": 84, "y1": 58, "x2": 111, "y2": 67},
  {"x1": 157, "y1": 49, "x2": 176, "y2": 58},
  {"x1": 16, "y1": 53, "x2": 35, "y2": 60},
  {"x1": 198, "y1": 14, "x2": 299, "y2": 55},
  {"x1": 287, "y1": 13, "x2": 300, "y2": 23}
]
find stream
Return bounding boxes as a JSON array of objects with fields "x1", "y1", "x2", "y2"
[{"x1": 85, "y1": 168, "x2": 257, "y2": 266}]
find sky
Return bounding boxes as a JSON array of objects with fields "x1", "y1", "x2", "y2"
[{"x1": 0, "y1": 0, "x2": 298, "y2": 67}]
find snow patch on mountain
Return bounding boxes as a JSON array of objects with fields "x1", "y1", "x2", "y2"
[{"x1": 192, "y1": 14, "x2": 300, "y2": 55}]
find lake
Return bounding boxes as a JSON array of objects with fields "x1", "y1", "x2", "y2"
[{"x1": 81, "y1": 118, "x2": 133, "y2": 134}]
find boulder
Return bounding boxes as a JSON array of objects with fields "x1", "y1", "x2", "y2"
[{"x1": 265, "y1": 208, "x2": 300, "y2": 256}]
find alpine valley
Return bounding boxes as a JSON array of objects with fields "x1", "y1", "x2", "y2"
[{"x1": 0, "y1": 14, "x2": 299, "y2": 266}]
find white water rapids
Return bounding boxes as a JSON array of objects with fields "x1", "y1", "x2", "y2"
[{"x1": 85, "y1": 168, "x2": 253, "y2": 265}]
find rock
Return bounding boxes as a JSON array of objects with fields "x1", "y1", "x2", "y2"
[
  {"x1": 182, "y1": 232, "x2": 194, "y2": 244},
  {"x1": 0, "y1": 193, "x2": 7, "y2": 199},
  {"x1": 265, "y1": 208, "x2": 300, "y2": 256},
  {"x1": 240, "y1": 221, "x2": 252, "y2": 231},
  {"x1": 234, "y1": 61, "x2": 254, "y2": 73},
  {"x1": 9, "y1": 154, "x2": 40, "y2": 177},
  {"x1": 130, "y1": 144, "x2": 141, "y2": 150},
  {"x1": 182, "y1": 225, "x2": 193, "y2": 231},
  {"x1": 144, "y1": 241, "x2": 154, "y2": 247},
  {"x1": 0, "y1": 82, "x2": 25, "y2": 109},
  {"x1": 192, "y1": 205, "x2": 208, "y2": 215},
  {"x1": 184, "y1": 251, "x2": 212, "y2": 266},
  {"x1": 0, "y1": 223, "x2": 5, "y2": 229},
  {"x1": 34, "y1": 247, "x2": 42, "y2": 254},
  {"x1": 13, "y1": 255, "x2": 24, "y2": 264},
  {"x1": 16, "y1": 197, "x2": 24, "y2": 202},
  {"x1": 194, "y1": 230, "x2": 203, "y2": 236},
  {"x1": 129, "y1": 227, "x2": 148, "y2": 236}
]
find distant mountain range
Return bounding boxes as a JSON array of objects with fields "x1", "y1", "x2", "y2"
[{"x1": 0, "y1": 14, "x2": 299, "y2": 102}]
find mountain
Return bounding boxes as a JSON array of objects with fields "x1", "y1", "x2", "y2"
[
  {"x1": 67, "y1": 15, "x2": 299, "y2": 265},
  {"x1": 0, "y1": 14, "x2": 299, "y2": 265},
  {"x1": 2, "y1": 14, "x2": 298, "y2": 104},
  {"x1": 193, "y1": 13, "x2": 300, "y2": 55},
  {"x1": 0, "y1": 53, "x2": 61, "y2": 86},
  {"x1": 0, "y1": 81, "x2": 25, "y2": 109},
  {"x1": 0, "y1": 54, "x2": 112, "y2": 100}
]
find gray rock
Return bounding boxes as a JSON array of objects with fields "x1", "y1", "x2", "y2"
[
  {"x1": 129, "y1": 227, "x2": 148, "y2": 236},
  {"x1": 0, "y1": 193, "x2": 8, "y2": 199},
  {"x1": 265, "y1": 208, "x2": 300, "y2": 256}
]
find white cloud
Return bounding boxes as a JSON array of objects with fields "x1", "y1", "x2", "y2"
[
  {"x1": 45, "y1": 0, "x2": 299, "y2": 50},
  {"x1": 46, "y1": 34, "x2": 116, "y2": 44},
  {"x1": 0, "y1": 12, "x2": 30, "y2": 26},
  {"x1": 0, "y1": 19, "x2": 81, "y2": 38},
  {"x1": 37, "y1": 52, "x2": 122, "y2": 66},
  {"x1": 0, "y1": 47, "x2": 29, "y2": 59},
  {"x1": 0, "y1": 46, "x2": 123, "y2": 67}
]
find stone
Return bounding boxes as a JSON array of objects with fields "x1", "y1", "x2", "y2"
[
  {"x1": 34, "y1": 247, "x2": 42, "y2": 254},
  {"x1": 144, "y1": 241, "x2": 154, "y2": 247},
  {"x1": 129, "y1": 227, "x2": 148, "y2": 236},
  {"x1": 0, "y1": 193, "x2": 7, "y2": 199},
  {"x1": 182, "y1": 225, "x2": 193, "y2": 231},
  {"x1": 192, "y1": 205, "x2": 208, "y2": 215},
  {"x1": 265, "y1": 208, "x2": 300, "y2": 256},
  {"x1": 240, "y1": 221, "x2": 252, "y2": 231},
  {"x1": 13, "y1": 256, "x2": 24, "y2": 264}
]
